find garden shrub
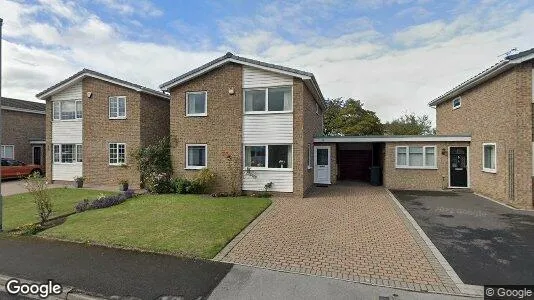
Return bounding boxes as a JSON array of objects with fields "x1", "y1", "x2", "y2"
[
  {"x1": 172, "y1": 178, "x2": 192, "y2": 194},
  {"x1": 24, "y1": 172, "x2": 52, "y2": 224},
  {"x1": 74, "y1": 190, "x2": 135, "y2": 212},
  {"x1": 132, "y1": 137, "x2": 172, "y2": 192},
  {"x1": 75, "y1": 199, "x2": 91, "y2": 213},
  {"x1": 149, "y1": 173, "x2": 174, "y2": 194},
  {"x1": 192, "y1": 168, "x2": 216, "y2": 193}
]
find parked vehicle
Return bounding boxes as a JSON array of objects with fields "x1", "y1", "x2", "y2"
[{"x1": 1, "y1": 158, "x2": 42, "y2": 179}]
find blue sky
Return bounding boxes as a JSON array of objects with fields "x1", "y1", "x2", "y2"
[{"x1": 1, "y1": 0, "x2": 533, "y2": 123}]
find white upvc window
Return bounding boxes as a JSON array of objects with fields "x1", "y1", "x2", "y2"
[
  {"x1": 53, "y1": 144, "x2": 82, "y2": 164},
  {"x1": 244, "y1": 86, "x2": 292, "y2": 114},
  {"x1": 1, "y1": 145, "x2": 14, "y2": 159},
  {"x1": 186, "y1": 91, "x2": 207, "y2": 116},
  {"x1": 186, "y1": 144, "x2": 207, "y2": 169},
  {"x1": 109, "y1": 143, "x2": 126, "y2": 165},
  {"x1": 53, "y1": 100, "x2": 82, "y2": 120},
  {"x1": 244, "y1": 144, "x2": 293, "y2": 170},
  {"x1": 109, "y1": 96, "x2": 127, "y2": 119},
  {"x1": 395, "y1": 146, "x2": 437, "y2": 169},
  {"x1": 482, "y1": 143, "x2": 497, "y2": 173},
  {"x1": 452, "y1": 97, "x2": 461, "y2": 109}
]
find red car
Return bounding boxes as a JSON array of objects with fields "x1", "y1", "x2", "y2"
[{"x1": 1, "y1": 158, "x2": 43, "y2": 179}]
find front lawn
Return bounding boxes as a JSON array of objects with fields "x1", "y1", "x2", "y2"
[
  {"x1": 3, "y1": 188, "x2": 115, "y2": 230},
  {"x1": 39, "y1": 194, "x2": 271, "y2": 258}
]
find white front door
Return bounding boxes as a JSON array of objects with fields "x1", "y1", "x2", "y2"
[{"x1": 314, "y1": 146, "x2": 331, "y2": 184}]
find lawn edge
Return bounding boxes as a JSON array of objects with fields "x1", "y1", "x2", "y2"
[{"x1": 212, "y1": 199, "x2": 274, "y2": 261}]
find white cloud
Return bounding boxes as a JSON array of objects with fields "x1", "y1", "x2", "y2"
[{"x1": 92, "y1": 0, "x2": 163, "y2": 17}]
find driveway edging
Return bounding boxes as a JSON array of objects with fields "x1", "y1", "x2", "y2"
[
  {"x1": 385, "y1": 189, "x2": 483, "y2": 297},
  {"x1": 213, "y1": 201, "x2": 275, "y2": 261}
]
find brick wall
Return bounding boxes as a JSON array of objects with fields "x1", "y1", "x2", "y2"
[
  {"x1": 140, "y1": 93, "x2": 170, "y2": 147},
  {"x1": 169, "y1": 63, "x2": 243, "y2": 193},
  {"x1": 82, "y1": 77, "x2": 142, "y2": 187},
  {"x1": 436, "y1": 64, "x2": 533, "y2": 209},
  {"x1": 383, "y1": 142, "x2": 470, "y2": 190},
  {"x1": 2, "y1": 109, "x2": 45, "y2": 165}
]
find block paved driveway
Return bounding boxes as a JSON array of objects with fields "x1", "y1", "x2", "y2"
[
  {"x1": 392, "y1": 190, "x2": 534, "y2": 286},
  {"x1": 219, "y1": 182, "x2": 459, "y2": 294}
]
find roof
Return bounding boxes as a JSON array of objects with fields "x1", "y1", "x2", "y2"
[
  {"x1": 428, "y1": 47, "x2": 534, "y2": 107},
  {"x1": 160, "y1": 52, "x2": 325, "y2": 108},
  {"x1": 36, "y1": 69, "x2": 169, "y2": 100},
  {"x1": 1, "y1": 97, "x2": 45, "y2": 114},
  {"x1": 314, "y1": 134, "x2": 472, "y2": 143}
]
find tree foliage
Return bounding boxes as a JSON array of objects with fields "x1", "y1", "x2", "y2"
[
  {"x1": 384, "y1": 113, "x2": 435, "y2": 135},
  {"x1": 132, "y1": 137, "x2": 173, "y2": 191},
  {"x1": 323, "y1": 98, "x2": 383, "y2": 136}
]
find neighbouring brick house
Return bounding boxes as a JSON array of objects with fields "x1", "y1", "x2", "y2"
[
  {"x1": 1, "y1": 97, "x2": 46, "y2": 166},
  {"x1": 428, "y1": 48, "x2": 534, "y2": 209},
  {"x1": 160, "y1": 52, "x2": 325, "y2": 197},
  {"x1": 36, "y1": 69, "x2": 170, "y2": 187}
]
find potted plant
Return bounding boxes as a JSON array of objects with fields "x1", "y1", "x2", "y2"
[
  {"x1": 119, "y1": 179, "x2": 129, "y2": 192},
  {"x1": 73, "y1": 176, "x2": 85, "y2": 188},
  {"x1": 279, "y1": 160, "x2": 286, "y2": 168}
]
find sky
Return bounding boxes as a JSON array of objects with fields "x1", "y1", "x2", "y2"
[{"x1": 1, "y1": 0, "x2": 533, "y2": 125}]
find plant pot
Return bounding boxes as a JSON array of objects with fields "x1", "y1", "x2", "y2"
[
  {"x1": 75, "y1": 181, "x2": 83, "y2": 188},
  {"x1": 120, "y1": 183, "x2": 129, "y2": 191}
]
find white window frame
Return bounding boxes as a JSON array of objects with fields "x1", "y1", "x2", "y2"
[
  {"x1": 109, "y1": 96, "x2": 127, "y2": 119},
  {"x1": 185, "y1": 91, "x2": 207, "y2": 117},
  {"x1": 52, "y1": 144, "x2": 82, "y2": 164},
  {"x1": 53, "y1": 100, "x2": 83, "y2": 121},
  {"x1": 243, "y1": 144, "x2": 293, "y2": 171},
  {"x1": 482, "y1": 143, "x2": 497, "y2": 173},
  {"x1": 395, "y1": 145, "x2": 437, "y2": 169},
  {"x1": 109, "y1": 143, "x2": 126, "y2": 166},
  {"x1": 243, "y1": 86, "x2": 293, "y2": 114},
  {"x1": 185, "y1": 144, "x2": 207, "y2": 169},
  {"x1": 1, "y1": 145, "x2": 15, "y2": 159},
  {"x1": 452, "y1": 97, "x2": 461, "y2": 110}
]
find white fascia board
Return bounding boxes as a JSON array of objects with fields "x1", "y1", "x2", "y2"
[{"x1": 314, "y1": 136, "x2": 472, "y2": 143}]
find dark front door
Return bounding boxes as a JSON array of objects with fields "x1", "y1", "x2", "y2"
[
  {"x1": 33, "y1": 146, "x2": 42, "y2": 165},
  {"x1": 450, "y1": 147, "x2": 468, "y2": 187}
]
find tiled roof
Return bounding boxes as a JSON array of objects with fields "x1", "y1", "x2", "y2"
[{"x1": 1, "y1": 97, "x2": 45, "y2": 112}]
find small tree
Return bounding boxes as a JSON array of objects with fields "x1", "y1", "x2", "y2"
[{"x1": 24, "y1": 173, "x2": 52, "y2": 224}]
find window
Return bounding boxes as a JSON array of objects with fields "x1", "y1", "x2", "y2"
[
  {"x1": 1, "y1": 145, "x2": 14, "y2": 159},
  {"x1": 244, "y1": 86, "x2": 292, "y2": 113},
  {"x1": 483, "y1": 143, "x2": 496, "y2": 173},
  {"x1": 109, "y1": 96, "x2": 126, "y2": 119},
  {"x1": 53, "y1": 144, "x2": 82, "y2": 163},
  {"x1": 307, "y1": 143, "x2": 313, "y2": 169},
  {"x1": 53, "y1": 100, "x2": 82, "y2": 120},
  {"x1": 452, "y1": 97, "x2": 461, "y2": 109},
  {"x1": 186, "y1": 144, "x2": 207, "y2": 169},
  {"x1": 186, "y1": 92, "x2": 207, "y2": 116},
  {"x1": 109, "y1": 143, "x2": 126, "y2": 165},
  {"x1": 396, "y1": 146, "x2": 436, "y2": 168},
  {"x1": 244, "y1": 144, "x2": 292, "y2": 169}
]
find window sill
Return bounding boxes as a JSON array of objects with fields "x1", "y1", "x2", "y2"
[
  {"x1": 243, "y1": 168, "x2": 293, "y2": 172},
  {"x1": 109, "y1": 117, "x2": 127, "y2": 120},
  {"x1": 185, "y1": 166, "x2": 206, "y2": 170},
  {"x1": 53, "y1": 162, "x2": 82, "y2": 165},
  {"x1": 452, "y1": 106, "x2": 461, "y2": 110},
  {"x1": 186, "y1": 114, "x2": 207, "y2": 117},
  {"x1": 395, "y1": 166, "x2": 438, "y2": 170},
  {"x1": 482, "y1": 168, "x2": 496, "y2": 174},
  {"x1": 109, "y1": 163, "x2": 127, "y2": 167},
  {"x1": 244, "y1": 111, "x2": 293, "y2": 115},
  {"x1": 52, "y1": 119, "x2": 82, "y2": 122}
]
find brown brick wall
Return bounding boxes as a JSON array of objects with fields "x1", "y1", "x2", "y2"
[
  {"x1": 383, "y1": 142, "x2": 470, "y2": 190},
  {"x1": 140, "y1": 93, "x2": 170, "y2": 147},
  {"x1": 436, "y1": 64, "x2": 533, "y2": 209},
  {"x1": 2, "y1": 109, "x2": 45, "y2": 166},
  {"x1": 296, "y1": 80, "x2": 324, "y2": 196},
  {"x1": 82, "y1": 78, "x2": 142, "y2": 187},
  {"x1": 169, "y1": 63, "x2": 243, "y2": 193}
]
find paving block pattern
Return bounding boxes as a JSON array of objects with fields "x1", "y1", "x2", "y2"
[{"x1": 220, "y1": 182, "x2": 459, "y2": 293}]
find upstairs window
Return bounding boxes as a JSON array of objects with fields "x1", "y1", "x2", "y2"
[
  {"x1": 396, "y1": 146, "x2": 436, "y2": 169},
  {"x1": 186, "y1": 92, "x2": 207, "y2": 116},
  {"x1": 53, "y1": 100, "x2": 82, "y2": 120},
  {"x1": 244, "y1": 86, "x2": 292, "y2": 113},
  {"x1": 109, "y1": 96, "x2": 126, "y2": 119},
  {"x1": 452, "y1": 97, "x2": 461, "y2": 109}
]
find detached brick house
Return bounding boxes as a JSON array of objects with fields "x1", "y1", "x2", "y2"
[
  {"x1": 36, "y1": 69, "x2": 170, "y2": 187},
  {"x1": 1, "y1": 97, "x2": 45, "y2": 165},
  {"x1": 160, "y1": 52, "x2": 325, "y2": 196}
]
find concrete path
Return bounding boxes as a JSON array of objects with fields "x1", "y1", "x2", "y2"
[{"x1": 392, "y1": 190, "x2": 534, "y2": 286}]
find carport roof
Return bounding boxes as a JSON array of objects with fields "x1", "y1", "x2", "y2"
[{"x1": 314, "y1": 135, "x2": 471, "y2": 143}]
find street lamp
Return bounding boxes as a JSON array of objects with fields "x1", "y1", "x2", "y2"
[{"x1": 0, "y1": 17, "x2": 4, "y2": 232}]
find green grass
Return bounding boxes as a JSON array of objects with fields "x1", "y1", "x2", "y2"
[
  {"x1": 39, "y1": 194, "x2": 271, "y2": 258},
  {"x1": 3, "y1": 188, "x2": 115, "y2": 230}
]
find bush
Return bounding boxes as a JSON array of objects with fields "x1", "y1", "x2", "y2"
[
  {"x1": 74, "y1": 190, "x2": 135, "y2": 212},
  {"x1": 193, "y1": 168, "x2": 216, "y2": 193},
  {"x1": 149, "y1": 173, "x2": 174, "y2": 194},
  {"x1": 172, "y1": 178, "x2": 192, "y2": 194},
  {"x1": 24, "y1": 173, "x2": 52, "y2": 224},
  {"x1": 132, "y1": 137, "x2": 172, "y2": 191}
]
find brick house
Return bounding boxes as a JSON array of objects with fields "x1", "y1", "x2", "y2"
[
  {"x1": 160, "y1": 52, "x2": 325, "y2": 197},
  {"x1": 1, "y1": 97, "x2": 46, "y2": 166},
  {"x1": 36, "y1": 69, "x2": 170, "y2": 187}
]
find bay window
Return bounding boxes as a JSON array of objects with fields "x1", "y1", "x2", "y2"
[
  {"x1": 396, "y1": 146, "x2": 436, "y2": 168},
  {"x1": 244, "y1": 144, "x2": 292, "y2": 169},
  {"x1": 244, "y1": 86, "x2": 292, "y2": 113}
]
